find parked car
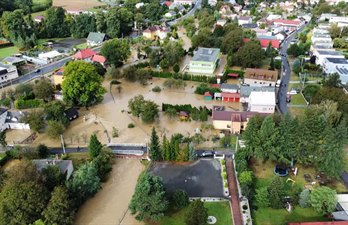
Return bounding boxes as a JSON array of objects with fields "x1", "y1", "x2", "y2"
[
  {"x1": 195, "y1": 150, "x2": 215, "y2": 158},
  {"x1": 289, "y1": 89, "x2": 297, "y2": 95}
]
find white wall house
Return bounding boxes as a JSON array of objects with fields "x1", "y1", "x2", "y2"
[
  {"x1": 243, "y1": 68, "x2": 278, "y2": 87},
  {"x1": 0, "y1": 109, "x2": 30, "y2": 132},
  {"x1": 189, "y1": 48, "x2": 220, "y2": 75},
  {"x1": 329, "y1": 16, "x2": 348, "y2": 24},
  {"x1": 322, "y1": 57, "x2": 348, "y2": 74},
  {"x1": 335, "y1": 67, "x2": 348, "y2": 84},
  {"x1": 238, "y1": 16, "x2": 252, "y2": 26},
  {"x1": 313, "y1": 50, "x2": 345, "y2": 66},
  {"x1": 38, "y1": 50, "x2": 62, "y2": 64},
  {"x1": 248, "y1": 91, "x2": 276, "y2": 113},
  {"x1": 0, "y1": 63, "x2": 19, "y2": 84},
  {"x1": 173, "y1": 0, "x2": 193, "y2": 5}
]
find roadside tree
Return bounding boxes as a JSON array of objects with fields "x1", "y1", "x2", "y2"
[
  {"x1": 47, "y1": 120, "x2": 65, "y2": 139},
  {"x1": 62, "y1": 61, "x2": 106, "y2": 107},
  {"x1": 129, "y1": 174, "x2": 168, "y2": 221},
  {"x1": 88, "y1": 134, "x2": 103, "y2": 158}
]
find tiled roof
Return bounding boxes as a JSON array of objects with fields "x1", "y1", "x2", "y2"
[
  {"x1": 91, "y1": 54, "x2": 106, "y2": 64},
  {"x1": 73, "y1": 49, "x2": 96, "y2": 59}
]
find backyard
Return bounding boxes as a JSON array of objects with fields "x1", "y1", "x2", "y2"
[
  {"x1": 250, "y1": 159, "x2": 347, "y2": 225},
  {"x1": 0, "y1": 46, "x2": 19, "y2": 60},
  {"x1": 148, "y1": 201, "x2": 233, "y2": 225}
]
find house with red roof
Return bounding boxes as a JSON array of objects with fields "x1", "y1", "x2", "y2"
[
  {"x1": 272, "y1": 19, "x2": 303, "y2": 32},
  {"x1": 72, "y1": 49, "x2": 106, "y2": 67},
  {"x1": 243, "y1": 38, "x2": 281, "y2": 49},
  {"x1": 164, "y1": 1, "x2": 172, "y2": 7}
]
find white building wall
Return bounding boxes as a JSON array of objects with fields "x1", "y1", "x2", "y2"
[
  {"x1": 315, "y1": 54, "x2": 345, "y2": 66},
  {"x1": 212, "y1": 120, "x2": 232, "y2": 131},
  {"x1": 0, "y1": 67, "x2": 19, "y2": 84},
  {"x1": 249, "y1": 104, "x2": 275, "y2": 113},
  {"x1": 322, "y1": 59, "x2": 348, "y2": 74},
  {"x1": 6, "y1": 122, "x2": 30, "y2": 130},
  {"x1": 0, "y1": 112, "x2": 7, "y2": 132},
  {"x1": 244, "y1": 78, "x2": 276, "y2": 87},
  {"x1": 189, "y1": 61, "x2": 216, "y2": 75}
]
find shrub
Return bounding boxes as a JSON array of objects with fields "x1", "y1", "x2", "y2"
[
  {"x1": 112, "y1": 127, "x2": 119, "y2": 137},
  {"x1": 171, "y1": 190, "x2": 189, "y2": 209},
  {"x1": 195, "y1": 83, "x2": 221, "y2": 95},
  {"x1": 173, "y1": 63, "x2": 180, "y2": 73},
  {"x1": 14, "y1": 99, "x2": 43, "y2": 109},
  {"x1": 152, "y1": 86, "x2": 162, "y2": 92},
  {"x1": 128, "y1": 123, "x2": 135, "y2": 128}
]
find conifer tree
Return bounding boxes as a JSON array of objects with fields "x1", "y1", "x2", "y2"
[{"x1": 149, "y1": 127, "x2": 161, "y2": 161}]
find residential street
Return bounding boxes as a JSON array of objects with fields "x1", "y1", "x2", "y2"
[
  {"x1": 167, "y1": 0, "x2": 202, "y2": 26},
  {"x1": 277, "y1": 24, "x2": 307, "y2": 114}
]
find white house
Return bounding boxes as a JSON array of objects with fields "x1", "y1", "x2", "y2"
[
  {"x1": 313, "y1": 50, "x2": 345, "y2": 65},
  {"x1": 240, "y1": 86, "x2": 275, "y2": 103},
  {"x1": 0, "y1": 109, "x2": 30, "y2": 132},
  {"x1": 238, "y1": 16, "x2": 252, "y2": 26},
  {"x1": 38, "y1": 50, "x2": 63, "y2": 64},
  {"x1": 189, "y1": 48, "x2": 220, "y2": 75},
  {"x1": 173, "y1": 0, "x2": 193, "y2": 5},
  {"x1": 323, "y1": 57, "x2": 348, "y2": 74},
  {"x1": 329, "y1": 16, "x2": 348, "y2": 24},
  {"x1": 243, "y1": 68, "x2": 278, "y2": 87},
  {"x1": 248, "y1": 91, "x2": 276, "y2": 113},
  {"x1": 319, "y1": 13, "x2": 337, "y2": 21},
  {"x1": 0, "y1": 63, "x2": 19, "y2": 84},
  {"x1": 86, "y1": 32, "x2": 106, "y2": 47}
]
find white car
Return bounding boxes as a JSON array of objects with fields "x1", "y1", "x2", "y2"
[{"x1": 289, "y1": 90, "x2": 297, "y2": 95}]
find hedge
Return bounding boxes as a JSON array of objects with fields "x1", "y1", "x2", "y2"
[
  {"x1": 162, "y1": 103, "x2": 212, "y2": 121},
  {"x1": 195, "y1": 83, "x2": 221, "y2": 95},
  {"x1": 148, "y1": 71, "x2": 216, "y2": 83},
  {"x1": 0, "y1": 154, "x2": 9, "y2": 167},
  {"x1": 14, "y1": 99, "x2": 43, "y2": 109}
]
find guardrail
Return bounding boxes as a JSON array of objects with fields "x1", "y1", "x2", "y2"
[
  {"x1": 111, "y1": 150, "x2": 144, "y2": 156},
  {"x1": 107, "y1": 143, "x2": 147, "y2": 147}
]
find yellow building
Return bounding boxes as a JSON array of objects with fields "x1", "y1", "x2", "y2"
[
  {"x1": 52, "y1": 68, "x2": 64, "y2": 86},
  {"x1": 143, "y1": 26, "x2": 169, "y2": 40}
]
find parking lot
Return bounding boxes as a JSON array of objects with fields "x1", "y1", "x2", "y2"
[{"x1": 149, "y1": 159, "x2": 225, "y2": 198}]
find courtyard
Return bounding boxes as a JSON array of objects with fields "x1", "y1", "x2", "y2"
[{"x1": 149, "y1": 159, "x2": 225, "y2": 198}]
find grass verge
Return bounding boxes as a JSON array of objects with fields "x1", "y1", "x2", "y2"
[{"x1": 0, "y1": 46, "x2": 19, "y2": 59}]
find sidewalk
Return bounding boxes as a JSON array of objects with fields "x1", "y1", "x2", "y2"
[{"x1": 226, "y1": 158, "x2": 243, "y2": 225}]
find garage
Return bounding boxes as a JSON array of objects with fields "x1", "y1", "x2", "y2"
[{"x1": 222, "y1": 92, "x2": 240, "y2": 102}]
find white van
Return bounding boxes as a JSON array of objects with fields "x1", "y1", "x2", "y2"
[{"x1": 276, "y1": 79, "x2": 281, "y2": 87}]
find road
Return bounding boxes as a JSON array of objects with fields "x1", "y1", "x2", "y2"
[
  {"x1": 167, "y1": 0, "x2": 202, "y2": 26},
  {"x1": 277, "y1": 24, "x2": 307, "y2": 114}
]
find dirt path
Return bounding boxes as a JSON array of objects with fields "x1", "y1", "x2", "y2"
[{"x1": 74, "y1": 159, "x2": 145, "y2": 225}]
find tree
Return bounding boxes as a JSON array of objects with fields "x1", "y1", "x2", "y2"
[
  {"x1": 234, "y1": 41, "x2": 264, "y2": 68},
  {"x1": 15, "y1": 83, "x2": 33, "y2": 99},
  {"x1": 105, "y1": 7, "x2": 133, "y2": 38},
  {"x1": 92, "y1": 147, "x2": 114, "y2": 181},
  {"x1": 100, "y1": 39, "x2": 130, "y2": 67},
  {"x1": 162, "y1": 135, "x2": 170, "y2": 161},
  {"x1": 141, "y1": 101, "x2": 159, "y2": 123},
  {"x1": 62, "y1": 61, "x2": 106, "y2": 107},
  {"x1": 44, "y1": 101, "x2": 70, "y2": 127},
  {"x1": 269, "y1": 57, "x2": 275, "y2": 70},
  {"x1": 238, "y1": 171, "x2": 253, "y2": 186},
  {"x1": 255, "y1": 187, "x2": 270, "y2": 207},
  {"x1": 173, "y1": 63, "x2": 180, "y2": 73},
  {"x1": 71, "y1": 14, "x2": 96, "y2": 38},
  {"x1": 67, "y1": 162, "x2": 100, "y2": 205},
  {"x1": 287, "y1": 44, "x2": 305, "y2": 57},
  {"x1": 47, "y1": 120, "x2": 65, "y2": 139},
  {"x1": 329, "y1": 23, "x2": 341, "y2": 38},
  {"x1": 221, "y1": 29, "x2": 243, "y2": 54},
  {"x1": 44, "y1": 7, "x2": 70, "y2": 38},
  {"x1": 129, "y1": 174, "x2": 168, "y2": 221},
  {"x1": 22, "y1": 110, "x2": 45, "y2": 132},
  {"x1": 42, "y1": 165, "x2": 65, "y2": 191},
  {"x1": 88, "y1": 134, "x2": 103, "y2": 158},
  {"x1": 43, "y1": 186, "x2": 74, "y2": 225},
  {"x1": 299, "y1": 189, "x2": 310, "y2": 208},
  {"x1": 310, "y1": 186, "x2": 337, "y2": 215},
  {"x1": 128, "y1": 95, "x2": 145, "y2": 117},
  {"x1": 0, "y1": 130, "x2": 7, "y2": 148},
  {"x1": 268, "y1": 176, "x2": 285, "y2": 209},
  {"x1": 33, "y1": 78, "x2": 54, "y2": 101},
  {"x1": 0, "y1": 162, "x2": 48, "y2": 225},
  {"x1": 323, "y1": 73, "x2": 341, "y2": 88},
  {"x1": 171, "y1": 189, "x2": 189, "y2": 209},
  {"x1": 93, "y1": 61, "x2": 106, "y2": 76},
  {"x1": 149, "y1": 127, "x2": 161, "y2": 161},
  {"x1": 165, "y1": 107, "x2": 177, "y2": 119},
  {"x1": 185, "y1": 200, "x2": 208, "y2": 225},
  {"x1": 160, "y1": 59, "x2": 169, "y2": 69},
  {"x1": 256, "y1": 116, "x2": 279, "y2": 161},
  {"x1": 95, "y1": 11, "x2": 106, "y2": 33},
  {"x1": 36, "y1": 144, "x2": 49, "y2": 158},
  {"x1": 163, "y1": 41, "x2": 185, "y2": 66}
]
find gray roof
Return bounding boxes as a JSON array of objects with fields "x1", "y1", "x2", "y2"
[
  {"x1": 326, "y1": 57, "x2": 348, "y2": 64},
  {"x1": 192, "y1": 48, "x2": 220, "y2": 62},
  {"x1": 2, "y1": 57, "x2": 25, "y2": 65},
  {"x1": 5, "y1": 111, "x2": 25, "y2": 123},
  {"x1": 221, "y1": 83, "x2": 239, "y2": 90},
  {"x1": 317, "y1": 50, "x2": 343, "y2": 56},
  {"x1": 87, "y1": 32, "x2": 106, "y2": 43},
  {"x1": 336, "y1": 67, "x2": 348, "y2": 74},
  {"x1": 256, "y1": 35, "x2": 277, "y2": 40},
  {"x1": 32, "y1": 159, "x2": 73, "y2": 179},
  {"x1": 240, "y1": 85, "x2": 275, "y2": 97},
  {"x1": 0, "y1": 62, "x2": 14, "y2": 69},
  {"x1": 242, "y1": 23, "x2": 257, "y2": 28},
  {"x1": 332, "y1": 211, "x2": 348, "y2": 221},
  {"x1": 0, "y1": 108, "x2": 7, "y2": 115}
]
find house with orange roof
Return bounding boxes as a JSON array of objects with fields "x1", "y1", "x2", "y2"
[
  {"x1": 72, "y1": 49, "x2": 107, "y2": 67},
  {"x1": 143, "y1": 26, "x2": 169, "y2": 40},
  {"x1": 52, "y1": 68, "x2": 64, "y2": 86}
]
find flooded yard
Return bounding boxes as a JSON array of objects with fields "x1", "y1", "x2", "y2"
[
  {"x1": 11, "y1": 78, "x2": 241, "y2": 148},
  {"x1": 74, "y1": 159, "x2": 145, "y2": 225}
]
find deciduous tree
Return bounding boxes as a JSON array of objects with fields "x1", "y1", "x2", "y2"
[
  {"x1": 185, "y1": 200, "x2": 208, "y2": 225},
  {"x1": 310, "y1": 186, "x2": 337, "y2": 215},
  {"x1": 22, "y1": 110, "x2": 45, "y2": 132},
  {"x1": 234, "y1": 41, "x2": 264, "y2": 68},
  {"x1": 100, "y1": 39, "x2": 130, "y2": 67},
  {"x1": 47, "y1": 120, "x2": 65, "y2": 139},
  {"x1": 33, "y1": 78, "x2": 54, "y2": 101},
  {"x1": 92, "y1": 147, "x2": 114, "y2": 181}
]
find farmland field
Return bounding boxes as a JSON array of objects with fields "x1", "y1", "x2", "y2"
[{"x1": 53, "y1": 0, "x2": 105, "y2": 11}]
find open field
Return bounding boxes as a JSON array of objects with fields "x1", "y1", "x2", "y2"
[
  {"x1": 149, "y1": 201, "x2": 233, "y2": 225},
  {"x1": 0, "y1": 46, "x2": 19, "y2": 60},
  {"x1": 74, "y1": 159, "x2": 144, "y2": 225},
  {"x1": 5, "y1": 78, "x2": 241, "y2": 148},
  {"x1": 53, "y1": 0, "x2": 105, "y2": 11}
]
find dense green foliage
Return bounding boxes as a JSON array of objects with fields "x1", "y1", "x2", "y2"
[
  {"x1": 310, "y1": 186, "x2": 337, "y2": 215},
  {"x1": 128, "y1": 95, "x2": 159, "y2": 123},
  {"x1": 100, "y1": 39, "x2": 130, "y2": 66},
  {"x1": 185, "y1": 200, "x2": 208, "y2": 225},
  {"x1": 129, "y1": 173, "x2": 168, "y2": 221}
]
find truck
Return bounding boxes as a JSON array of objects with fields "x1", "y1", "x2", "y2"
[{"x1": 276, "y1": 79, "x2": 282, "y2": 87}]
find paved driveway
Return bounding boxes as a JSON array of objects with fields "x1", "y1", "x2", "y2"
[{"x1": 149, "y1": 159, "x2": 224, "y2": 198}]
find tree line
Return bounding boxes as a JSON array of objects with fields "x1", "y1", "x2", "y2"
[{"x1": 0, "y1": 134, "x2": 114, "y2": 225}]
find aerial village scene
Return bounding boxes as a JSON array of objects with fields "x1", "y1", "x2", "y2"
[{"x1": 2, "y1": 0, "x2": 348, "y2": 224}]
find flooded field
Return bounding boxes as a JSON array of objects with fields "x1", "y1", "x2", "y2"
[
  {"x1": 6, "y1": 78, "x2": 241, "y2": 147},
  {"x1": 74, "y1": 159, "x2": 145, "y2": 225}
]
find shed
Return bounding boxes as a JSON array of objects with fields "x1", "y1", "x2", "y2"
[
  {"x1": 228, "y1": 73, "x2": 239, "y2": 78},
  {"x1": 179, "y1": 111, "x2": 189, "y2": 120},
  {"x1": 222, "y1": 92, "x2": 240, "y2": 102},
  {"x1": 64, "y1": 108, "x2": 79, "y2": 121},
  {"x1": 204, "y1": 92, "x2": 213, "y2": 100}
]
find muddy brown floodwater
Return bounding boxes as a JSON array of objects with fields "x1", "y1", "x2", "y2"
[{"x1": 74, "y1": 159, "x2": 145, "y2": 225}]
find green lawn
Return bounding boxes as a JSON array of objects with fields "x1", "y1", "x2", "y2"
[
  {"x1": 0, "y1": 152, "x2": 5, "y2": 160},
  {"x1": 151, "y1": 201, "x2": 233, "y2": 225},
  {"x1": 75, "y1": 42, "x2": 88, "y2": 50},
  {"x1": 290, "y1": 94, "x2": 307, "y2": 105},
  {"x1": 31, "y1": 10, "x2": 45, "y2": 18},
  {"x1": 253, "y1": 207, "x2": 330, "y2": 225},
  {"x1": 0, "y1": 46, "x2": 19, "y2": 59},
  {"x1": 288, "y1": 107, "x2": 306, "y2": 117},
  {"x1": 63, "y1": 152, "x2": 89, "y2": 168}
]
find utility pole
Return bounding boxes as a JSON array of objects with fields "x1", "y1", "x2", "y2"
[{"x1": 60, "y1": 134, "x2": 66, "y2": 154}]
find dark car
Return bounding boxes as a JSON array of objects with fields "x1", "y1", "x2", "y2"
[
  {"x1": 35, "y1": 69, "x2": 41, "y2": 73},
  {"x1": 195, "y1": 150, "x2": 215, "y2": 158}
]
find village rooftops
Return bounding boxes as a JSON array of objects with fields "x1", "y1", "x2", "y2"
[
  {"x1": 326, "y1": 57, "x2": 348, "y2": 64},
  {"x1": 220, "y1": 83, "x2": 239, "y2": 90},
  {"x1": 317, "y1": 50, "x2": 343, "y2": 56},
  {"x1": 240, "y1": 86, "x2": 275, "y2": 97},
  {"x1": 249, "y1": 91, "x2": 276, "y2": 106},
  {"x1": 2, "y1": 57, "x2": 26, "y2": 65},
  {"x1": 212, "y1": 108, "x2": 268, "y2": 121},
  {"x1": 143, "y1": 25, "x2": 169, "y2": 33},
  {"x1": 272, "y1": 19, "x2": 302, "y2": 26},
  {"x1": 33, "y1": 159, "x2": 74, "y2": 180},
  {"x1": 192, "y1": 48, "x2": 220, "y2": 62},
  {"x1": 239, "y1": 16, "x2": 252, "y2": 20},
  {"x1": 244, "y1": 68, "x2": 278, "y2": 82},
  {"x1": 73, "y1": 48, "x2": 97, "y2": 59}
]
